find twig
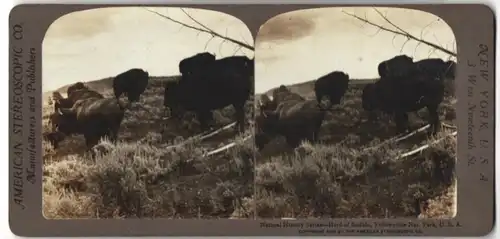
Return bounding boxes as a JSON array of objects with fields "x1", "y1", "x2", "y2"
[
  {"x1": 363, "y1": 124, "x2": 430, "y2": 152},
  {"x1": 396, "y1": 131, "x2": 457, "y2": 160},
  {"x1": 199, "y1": 122, "x2": 236, "y2": 141},
  {"x1": 164, "y1": 122, "x2": 236, "y2": 150},
  {"x1": 442, "y1": 122, "x2": 457, "y2": 129},
  {"x1": 342, "y1": 9, "x2": 456, "y2": 57},
  {"x1": 143, "y1": 8, "x2": 254, "y2": 51},
  {"x1": 204, "y1": 135, "x2": 252, "y2": 157}
]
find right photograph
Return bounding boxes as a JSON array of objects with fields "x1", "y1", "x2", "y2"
[{"x1": 253, "y1": 7, "x2": 457, "y2": 219}]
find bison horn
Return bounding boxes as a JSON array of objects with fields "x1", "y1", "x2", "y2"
[
  {"x1": 58, "y1": 107, "x2": 72, "y2": 115},
  {"x1": 258, "y1": 99, "x2": 263, "y2": 107}
]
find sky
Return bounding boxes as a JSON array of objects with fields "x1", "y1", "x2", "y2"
[
  {"x1": 42, "y1": 6, "x2": 456, "y2": 94},
  {"x1": 255, "y1": 7, "x2": 456, "y2": 93},
  {"x1": 42, "y1": 7, "x2": 254, "y2": 92}
]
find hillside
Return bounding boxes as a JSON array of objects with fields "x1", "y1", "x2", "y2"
[
  {"x1": 257, "y1": 78, "x2": 379, "y2": 99},
  {"x1": 43, "y1": 76, "x2": 116, "y2": 100}
]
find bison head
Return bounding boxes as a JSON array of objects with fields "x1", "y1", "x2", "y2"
[
  {"x1": 255, "y1": 109, "x2": 280, "y2": 136},
  {"x1": 258, "y1": 94, "x2": 278, "y2": 115},
  {"x1": 52, "y1": 107, "x2": 79, "y2": 135},
  {"x1": 53, "y1": 98, "x2": 74, "y2": 114},
  {"x1": 378, "y1": 54, "x2": 415, "y2": 78}
]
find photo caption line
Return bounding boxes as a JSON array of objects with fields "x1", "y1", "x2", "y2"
[{"x1": 260, "y1": 220, "x2": 462, "y2": 235}]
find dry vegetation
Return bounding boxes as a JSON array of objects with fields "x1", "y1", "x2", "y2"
[
  {"x1": 254, "y1": 80, "x2": 457, "y2": 219},
  {"x1": 42, "y1": 76, "x2": 256, "y2": 219}
]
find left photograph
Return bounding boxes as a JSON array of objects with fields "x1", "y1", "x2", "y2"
[{"x1": 42, "y1": 7, "x2": 255, "y2": 219}]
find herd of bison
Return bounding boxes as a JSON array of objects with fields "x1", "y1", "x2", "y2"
[{"x1": 43, "y1": 52, "x2": 456, "y2": 157}]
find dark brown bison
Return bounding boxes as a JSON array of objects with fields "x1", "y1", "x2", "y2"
[
  {"x1": 313, "y1": 71, "x2": 350, "y2": 109},
  {"x1": 53, "y1": 97, "x2": 127, "y2": 148},
  {"x1": 50, "y1": 88, "x2": 105, "y2": 131},
  {"x1": 377, "y1": 55, "x2": 415, "y2": 78},
  {"x1": 255, "y1": 76, "x2": 350, "y2": 150},
  {"x1": 179, "y1": 52, "x2": 216, "y2": 76},
  {"x1": 362, "y1": 73, "x2": 445, "y2": 136},
  {"x1": 113, "y1": 68, "x2": 150, "y2": 104},
  {"x1": 255, "y1": 96, "x2": 328, "y2": 150},
  {"x1": 164, "y1": 55, "x2": 254, "y2": 133}
]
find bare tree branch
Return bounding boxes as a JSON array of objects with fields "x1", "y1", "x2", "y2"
[
  {"x1": 143, "y1": 8, "x2": 254, "y2": 51},
  {"x1": 342, "y1": 9, "x2": 456, "y2": 57}
]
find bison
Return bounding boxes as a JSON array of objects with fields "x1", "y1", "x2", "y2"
[
  {"x1": 313, "y1": 71, "x2": 350, "y2": 109},
  {"x1": 113, "y1": 68, "x2": 150, "y2": 104},
  {"x1": 164, "y1": 55, "x2": 254, "y2": 133},
  {"x1": 53, "y1": 97, "x2": 127, "y2": 149},
  {"x1": 361, "y1": 73, "x2": 445, "y2": 136},
  {"x1": 179, "y1": 52, "x2": 216, "y2": 76},
  {"x1": 255, "y1": 74, "x2": 350, "y2": 151},
  {"x1": 50, "y1": 88, "x2": 104, "y2": 132},
  {"x1": 255, "y1": 95, "x2": 328, "y2": 150},
  {"x1": 377, "y1": 54, "x2": 415, "y2": 78}
]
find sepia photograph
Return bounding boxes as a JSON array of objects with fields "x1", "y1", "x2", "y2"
[
  {"x1": 41, "y1": 7, "x2": 255, "y2": 219},
  {"x1": 253, "y1": 7, "x2": 457, "y2": 219}
]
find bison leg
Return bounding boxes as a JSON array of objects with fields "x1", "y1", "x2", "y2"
[
  {"x1": 311, "y1": 127, "x2": 322, "y2": 143},
  {"x1": 234, "y1": 104, "x2": 246, "y2": 133},
  {"x1": 255, "y1": 132, "x2": 271, "y2": 151},
  {"x1": 285, "y1": 136, "x2": 301, "y2": 149},
  {"x1": 107, "y1": 127, "x2": 120, "y2": 143},
  {"x1": 47, "y1": 137, "x2": 59, "y2": 149},
  {"x1": 394, "y1": 112, "x2": 410, "y2": 134},
  {"x1": 427, "y1": 105, "x2": 441, "y2": 136},
  {"x1": 114, "y1": 88, "x2": 123, "y2": 100},
  {"x1": 84, "y1": 134, "x2": 101, "y2": 149},
  {"x1": 197, "y1": 110, "x2": 213, "y2": 132}
]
